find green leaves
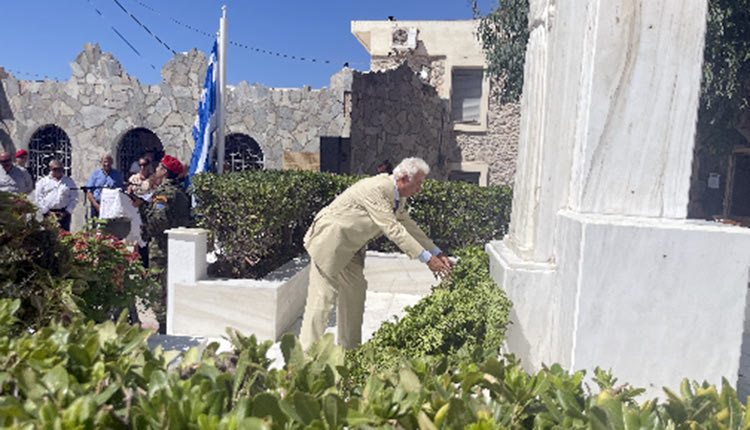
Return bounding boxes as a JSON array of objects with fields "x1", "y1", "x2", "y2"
[
  {"x1": 476, "y1": 0, "x2": 530, "y2": 104},
  {"x1": 4, "y1": 297, "x2": 750, "y2": 428},
  {"x1": 193, "y1": 170, "x2": 357, "y2": 279},
  {"x1": 347, "y1": 246, "x2": 513, "y2": 387},
  {"x1": 192, "y1": 170, "x2": 513, "y2": 279}
]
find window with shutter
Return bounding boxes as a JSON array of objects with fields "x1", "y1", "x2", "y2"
[{"x1": 451, "y1": 68, "x2": 483, "y2": 124}]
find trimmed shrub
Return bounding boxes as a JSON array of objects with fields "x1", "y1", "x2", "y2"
[
  {"x1": 370, "y1": 178, "x2": 513, "y2": 253},
  {"x1": 192, "y1": 170, "x2": 356, "y2": 278},
  {"x1": 192, "y1": 170, "x2": 513, "y2": 278},
  {"x1": 345, "y1": 246, "x2": 513, "y2": 386}
]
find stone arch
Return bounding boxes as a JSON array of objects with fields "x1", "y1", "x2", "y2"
[
  {"x1": 28, "y1": 124, "x2": 71, "y2": 180},
  {"x1": 116, "y1": 128, "x2": 163, "y2": 177},
  {"x1": 224, "y1": 133, "x2": 264, "y2": 171}
]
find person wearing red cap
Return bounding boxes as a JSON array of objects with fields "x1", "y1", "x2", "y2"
[
  {"x1": 0, "y1": 151, "x2": 33, "y2": 194},
  {"x1": 131, "y1": 154, "x2": 191, "y2": 333},
  {"x1": 14, "y1": 149, "x2": 28, "y2": 170}
]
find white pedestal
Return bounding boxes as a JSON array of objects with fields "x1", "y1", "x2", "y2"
[
  {"x1": 489, "y1": 213, "x2": 750, "y2": 398},
  {"x1": 166, "y1": 228, "x2": 210, "y2": 334}
]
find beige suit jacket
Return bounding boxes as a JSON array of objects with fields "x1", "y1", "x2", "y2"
[{"x1": 304, "y1": 173, "x2": 437, "y2": 277}]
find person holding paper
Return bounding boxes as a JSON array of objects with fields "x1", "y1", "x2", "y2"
[{"x1": 85, "y1": 154, "x2": 123, "y2": 218}]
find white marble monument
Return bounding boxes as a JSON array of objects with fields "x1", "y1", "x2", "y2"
[
  {"x1": 166, "y1": 228, "x2": 310, "y2": 340},
  {"x1": 487, "y1": 0, "x2": 750, "y2": 397}
]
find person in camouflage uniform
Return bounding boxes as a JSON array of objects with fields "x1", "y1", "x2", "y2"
[{"x1": 132, "y1": 155, "x2": 191, "y2": 333}]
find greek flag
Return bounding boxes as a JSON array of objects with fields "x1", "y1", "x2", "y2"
[{"x1": 188, "y1": 41, "x2": 218, "y2": 184}]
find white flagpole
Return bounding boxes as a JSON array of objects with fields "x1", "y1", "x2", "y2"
[{"x1": 216, "y1": 5, "x2": 228, "y2": 174}]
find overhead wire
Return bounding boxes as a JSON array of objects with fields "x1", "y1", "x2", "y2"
[
  {"x1": 85, "y1": 0, "x2": 158, "y2": 70},
  {"x1": 111, "y1": 0, "x2": 177, "y2": 55},
  {"x1": 127, "y1": 0, "x2": 368, "y2": 68}
]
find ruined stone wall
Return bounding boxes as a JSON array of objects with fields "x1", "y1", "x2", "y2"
[
  {"x1": 368, "y1": 54, "x2": 519, "y2": 185},
  {"x1": 371, "y1": 54, "x2": 447, "y2": 98},
  {"x1": 349, "y1": 63, "x2": 452, "y2": 178},
  {"x1": 0, "y1": 43, "x2": 348, "y2": 232}
]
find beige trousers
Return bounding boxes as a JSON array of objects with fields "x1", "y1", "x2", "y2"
[{"x1": 299, "y1": 248, "x2": 367, "y2": 351}]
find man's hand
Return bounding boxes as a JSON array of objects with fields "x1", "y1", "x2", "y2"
[
  {"x1": 131, "y1": 197, "x2": 144, "y2": 208},
  {"x1": 436, "y1": 252, "x2": 456, "y2": 269},
  {"x1": 427, "y1": 255, "x2": 452, "y2": 280}
]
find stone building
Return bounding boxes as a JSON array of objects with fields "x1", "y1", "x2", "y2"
[
  {"x1": 0, "y1": 20, "x2": 520, "y2": 232},
  {"x1": 351, "y1": 19, "x2": 521, "y2": 186}
]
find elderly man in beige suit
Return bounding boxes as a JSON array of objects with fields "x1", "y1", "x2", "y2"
[{"x1": 300, "y1": 157, "x2": 455, "y2": 350}]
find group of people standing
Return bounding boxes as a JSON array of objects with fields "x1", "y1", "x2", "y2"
[{"x1": 0, "y1": 149, "x2": 192, "y2": 334}]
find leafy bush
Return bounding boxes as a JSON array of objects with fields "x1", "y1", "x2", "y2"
[
  {"x1": 346, "y1": 246, "x2": 513, "y2": 386},
  {"x1": 192, "y1": 170, "x2": 356, "y2": 278},
  {"x1": 0, "y1": 191, "x2": 157, "y2": 330},
  {"x1": 0, "y1": 191, "x2": 79, "y2": 331},
  {"x1": 370, "y1": 179, "x2": 513, "y2": 253},
  {"x1": 192, "y1": 170, "x2": 512, "y2": 278},
  {"x1": 2, "y1": 298, "x2": 749, "y2": 429}
]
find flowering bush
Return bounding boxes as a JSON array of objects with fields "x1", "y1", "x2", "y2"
[
  {"x1": 59, "y1": 222, "x2": 158, "y2": 323},
  {"x1": 0, "y1": 191, "x2": 158, "y2": 330}
]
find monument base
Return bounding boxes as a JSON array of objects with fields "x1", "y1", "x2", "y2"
[{"x1": 488, "y1": 211, "x2": 750, "y2": 397}]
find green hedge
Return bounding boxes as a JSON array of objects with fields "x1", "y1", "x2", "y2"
[
  {"x1": 192, "y1": 170, "x2": 356, "y2": 278},
  {"x1": 192, "y1": 170, "x2": 512, "y2": 278},
  {"x1": 370, "y1": 178, "x2": 513, "y2": 253},
  {"x1": 346, "y1": 246, "x2": 513, "y2": 386}
]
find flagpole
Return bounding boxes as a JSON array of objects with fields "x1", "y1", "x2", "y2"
[{"x1": 216, "y1": 5, "x2": 227, "y2": 174}]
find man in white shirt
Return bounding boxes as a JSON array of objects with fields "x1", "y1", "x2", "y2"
[{"x1": 35, "y1": 160, "x2": 78, "y2": 231}]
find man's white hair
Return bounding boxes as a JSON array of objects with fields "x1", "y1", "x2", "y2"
[{"x1": 393, "y1": 157, "x2": 430, "y2": 181}]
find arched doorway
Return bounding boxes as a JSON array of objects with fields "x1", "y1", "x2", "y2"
[
  {"x1": 29, "y1": 125, "x2": 71, "y2": 180},
  {"x1": 225, "y1": 133, "x2": 263, "y2": 171},
  {"x1": 116, "y1": 128, "x2": 163, "y2": 177}
]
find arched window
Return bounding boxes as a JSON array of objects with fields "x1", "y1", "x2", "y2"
[
  {"x1": 29, "y1": 125, "x2": 71, "y2": 180},
  {"x1": 117, "y1": 128, "x2": 163, "y2": 176},
  {"x1": 225, "y1": 133, "x2": 263, "y2": 171}
]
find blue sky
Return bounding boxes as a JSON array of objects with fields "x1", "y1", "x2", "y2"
[{"x1": 1, "y1": 0, "x2": 496, "y2": 89}]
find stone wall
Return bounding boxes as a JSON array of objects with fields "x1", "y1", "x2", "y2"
[
  {"x1": 226, "y1": 71, "x2": 349, "y2": 170},
  {"x1": 368, "y1": 56, "x2": 519, "y2": 186},
  {"x1": 371, "y1": 53, "x2": 447, "y2": 98},
  {"x1": 0, "y1": 43, "x2": 348, "y2": 231},
  {"x1": 1, "y1": 43, "x2": 206, "y2": 231},
  {"x1": 349, "y1": 63, "x2": 451, "y2": 178}
]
